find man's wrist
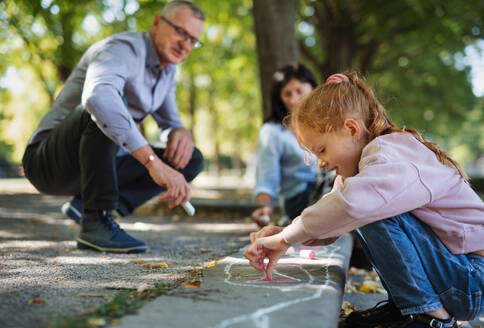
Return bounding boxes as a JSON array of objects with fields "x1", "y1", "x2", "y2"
[{"x1": 143, "y1": 154, "x2": 157, "y2": 166}]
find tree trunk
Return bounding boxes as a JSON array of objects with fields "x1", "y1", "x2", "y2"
[{"x1": 252, "y1": 0, "x2": 300, "y2": 120}]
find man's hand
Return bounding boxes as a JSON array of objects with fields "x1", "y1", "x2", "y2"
[
  {"x1": 146, "y1": 158, "x2": 191, "y2": 208},
  {"x1": 164, "y1": 128, "x2": 193, "y2": 169}
]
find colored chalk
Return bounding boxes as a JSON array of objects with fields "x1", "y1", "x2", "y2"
[
  {"x1": 247, "y1": 278, "x2": 295, "y2": 283},
  {"x1": 181, "y1": 201, "x2": 195, "y2": 216},
  {"x1": 299, "y1": 249, "x2": 315, "y2": 259},
  {"x1": 260, "y1": 214, "x2": 270, "y2": 224}
]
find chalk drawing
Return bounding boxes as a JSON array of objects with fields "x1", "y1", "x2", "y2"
[{"x1": 214, "y1": 244, "x2": 340, "y2": 328}]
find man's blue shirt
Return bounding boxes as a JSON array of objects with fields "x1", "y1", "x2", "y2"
[{"x1": 29, "y1": 32, "x2": 183, "y2": 153}]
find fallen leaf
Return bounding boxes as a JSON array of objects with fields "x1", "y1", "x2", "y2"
[
  {"x1": 200, "y1": 248, "x2": 214, "y2": 253},
  {"x1": 206, "y1": 261, "x2": 218, "y2": 268},
  {"x1": 129, "y1": 259, "x2": 146, "y2": 264},
  {"x1": 340, "y1": 300, "x2": 357, "y2": 316},
  {"x1": 141, "y1": 262, "x2": 169, "y2": 269},
  {"x1": 63, "y1": 249, "x2": 70, "y2": 254},
  {"x1": 86, "y1": 318, "x2": 106, "y2": 327},
  {"x1": 26, "y1": 298, "x2": 46, "y2": 305},
  {"x1": 185, "y1": 281, "x2": 201, "y2": 288},
  {"x1": 137, "y1": 284, "x2": 150, "y2": 296},
  {"x1": 0, "y1": 261, "x2": 3, "y2": 265},
  {"x1": 111, "y1": 319, "x2": 121, "y2": 326},
  {"x1": 31, "y1": 218, "x2": 47, "y2": 224},
  {"x1": 54, "y1": 276, "x2": 65, "y2": 281},
  {"x1": 359, "y1": 280, "x2": 380, "y2": 293}
]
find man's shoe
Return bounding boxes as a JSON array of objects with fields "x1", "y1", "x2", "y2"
[
  {"x1": 77, "y1": 211, "x2": 148, "y2": 253},
  {"x1": 61, "y1": 199, "x2": 83, "y2": 224},
  {"x1": 345, "y1": 300, "x2": 407, "y2": 327},
  {"x1": 394, "y1": 314, "x2": 457, "y2": 328}
]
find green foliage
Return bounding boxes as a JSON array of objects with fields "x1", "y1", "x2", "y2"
[
  {"x1": 297, "y1": 0, "x2": 484, "y2": 166},
  {"x1": 1, "y1": 0, "x2": 260, "y2": 169},
  {"x1": 1, "y1": 0, "x2": 483, "y2": 171}
]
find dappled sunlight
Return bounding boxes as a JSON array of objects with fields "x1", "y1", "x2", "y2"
[
  {"x1": 120, "y1": 221, "x2": 177, "y2": 232},
  {"x1": 0, "y1": 229, "x2": 30, "y2": 239},
  {"x1": 177, "y1": 222, "x2": 255, "y2": 233},
  {"x1": 0, "y1": 240, "x2": 73, "y2": 249}
]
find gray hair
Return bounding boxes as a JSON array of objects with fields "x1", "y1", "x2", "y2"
[{"x1": 161, "y1": 1, "x2": 205, "y2": 21}]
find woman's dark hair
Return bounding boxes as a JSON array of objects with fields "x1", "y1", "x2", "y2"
[{"x1": 265, "y1": 62, "x2": 318, "y2": 124}]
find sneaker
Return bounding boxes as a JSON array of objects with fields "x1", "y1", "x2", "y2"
[
  {"x1": 61, "y1": 199, "x2": 83, "y2": 224},
  {"x1": 77, "y1": 210, "x2": 148, "y2": 253},
  {"x1": 395, "y1": 314, "x2": 457, "y2": 328},
  {"x1": 345, "y1": 300, "x2": 407, "y2": 327}
]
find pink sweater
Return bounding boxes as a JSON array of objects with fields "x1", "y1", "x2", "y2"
[{"x1": 282, "y1": 133, "x2": 484, "y2": 254}]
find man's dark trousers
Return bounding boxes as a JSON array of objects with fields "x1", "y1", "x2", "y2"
[{"x1": 22, "y1": 106, "x2": 204, "y2": 215}]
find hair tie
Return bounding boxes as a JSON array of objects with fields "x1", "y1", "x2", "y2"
[
  {"x1": 325, "y1": 73, "x2": 349, "y2": 85},
  {"x1": 273, "y1": 71, "x2": 284, "y2": 82}
]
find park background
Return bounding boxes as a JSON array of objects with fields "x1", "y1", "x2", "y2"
[{"x1": 1, "y1": 0, "x2": 484, "y2": 189}]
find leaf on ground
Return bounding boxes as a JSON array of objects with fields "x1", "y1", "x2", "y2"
[
  {"x1": 137, "y1": 284, "x2": 150, "y2": 297},
  {"x1": 200, "y1": 248, "x2": 214, "y2": 253},
  {"x1": 111, "y1": 318, "x2": 121, "y2": 326},
  {"x1": 206, "y1": 261, "x2": 218, "y2": 268},
  {"x1": 359, "y1": 280, "x2": 381, "y2": 293},
  {"x1": 86, "y1": 318, "x2": 106, "y2": 327},
  {"x1": 26, "y1": 298, "x2": 46, "y2": 305},
  {"x1": 141, "y1": 262, "x2": 169, "y2": 269},
  {"x1": 54, "y1": 276, "x2": 65, "y2": 280},
  {"x1": 129, "y1": 259, "x2": 146, "y2": 264},
  {"x1": 77, "y1": 293, "x2": 111, "y2": 300},
  {"x1": 0, "y1": 261, "x2": 3, "y2": 265},
  {"x1": 31, "y1": 218, "x2": 47, "y2": 224},
  {"x1": 185, "y1": 281, "x2": 201, "y2": 288},
  {"x1": 340, "y1": 300, "x2": 357, "y2": 317}
]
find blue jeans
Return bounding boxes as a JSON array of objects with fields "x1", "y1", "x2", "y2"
[{"x1": 356, "y1": 213, "x2": 484, "y2": 321}]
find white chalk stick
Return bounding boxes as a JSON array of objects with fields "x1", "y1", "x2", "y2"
[
  {"x1": 299, "y1": 249, "x2": 315, "y2": 259},
  {"x1": 260, "y1": 214, "x2": 270, "y2": 224},
  {"x1": 181, "y1": 201, "x2": 195, "y2": 216}
]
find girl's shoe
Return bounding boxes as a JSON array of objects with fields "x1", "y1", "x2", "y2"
[{"x1": 345, "y1": 300, "x2": 407, "y2": 327}]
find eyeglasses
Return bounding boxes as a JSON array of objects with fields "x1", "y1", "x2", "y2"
[{"x1": 161, "y1": 16, "x2": 203, "y2": 49}]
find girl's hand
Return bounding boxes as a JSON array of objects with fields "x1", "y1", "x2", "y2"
[
  {"x1": 249, "y1": 225, "x2": 283, "y2": 243},
  {"x1": 244, "y1": 230, "x2": 290, "y2": 280},
  {"x1": 256, "y1": 233, "x2": 290, "y2": 280}
]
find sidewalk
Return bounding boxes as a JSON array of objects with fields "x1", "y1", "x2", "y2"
[
  {"x1": 118, "y1": 234, "x2": 353, "y2": 328},
  {"x1": 0, "y1": 178, "x2": 482, "y2": 327}
]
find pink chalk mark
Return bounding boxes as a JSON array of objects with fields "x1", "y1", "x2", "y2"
[{"x1": 247, "y1": 278, "x2": 295, "y2": 283}]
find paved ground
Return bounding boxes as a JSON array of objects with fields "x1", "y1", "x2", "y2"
[
  {"x1": 0, "y1": 180, "x2": 254, "y2": 328},
  {"x1": 118, "y1": 234, "x2": 353, "y2": 328},
  {"x1": 0, "y1": 178, "x2": 482, "y2": 327}
]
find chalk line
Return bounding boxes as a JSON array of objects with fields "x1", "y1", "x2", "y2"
[{"x1": 214, "y1": 244, "x2": 340, "y2": 328}]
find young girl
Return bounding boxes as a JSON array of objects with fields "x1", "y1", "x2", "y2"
[
  {"x1": 252, "y1": 63, "x2": 320, "y2": 227},
  {"x1": 244, "y1": 72, "x2": 484, "y2": 328}
]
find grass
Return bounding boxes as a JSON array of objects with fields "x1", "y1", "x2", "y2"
[{"x1": 48, "y1": 281, "x2": 177, "y2": 328}]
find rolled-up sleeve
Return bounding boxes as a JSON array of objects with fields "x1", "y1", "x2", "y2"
[
  {"x1": 81, "y1": 40, "x2": 148, "y2": 153},
  {"x1": 254, "y1": 125, "x2": 282, "y2": 199}
]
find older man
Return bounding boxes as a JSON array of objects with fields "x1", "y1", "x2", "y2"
[{"x1": 22, "y1": 1, "x2": 205, "y2": 253}]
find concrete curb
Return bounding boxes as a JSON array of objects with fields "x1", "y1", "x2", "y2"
[{"x1": 118, "y1": 233, "x2": 353, "y2": 328}]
